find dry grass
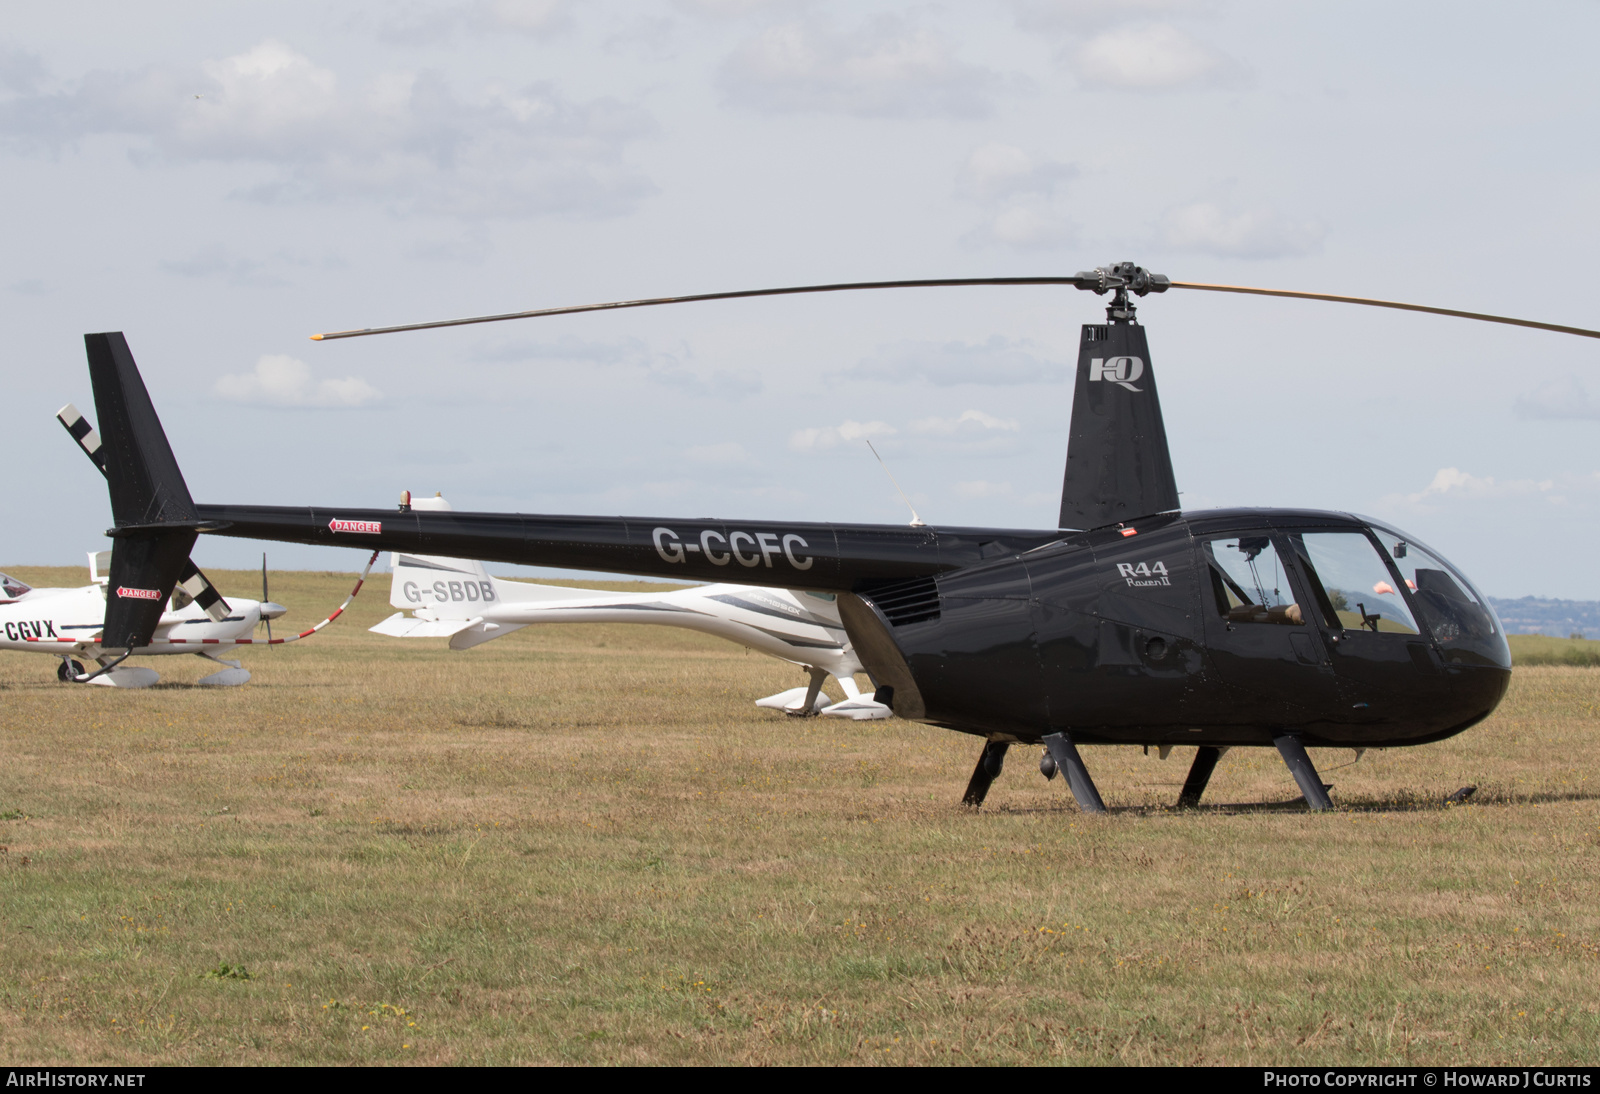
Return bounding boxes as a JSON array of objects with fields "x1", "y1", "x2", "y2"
[{"x1": 0, "y1": 565, "x2": 1597, "y2": 1065}]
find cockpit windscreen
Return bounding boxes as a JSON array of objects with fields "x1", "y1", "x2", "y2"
[{"x1": 1370, "y1": 527, "x2": 1508, "y2": 668}]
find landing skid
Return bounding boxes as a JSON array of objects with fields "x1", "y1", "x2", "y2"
[
  {"x1": 1177, "y1": 746, "x2": 1228, "y2": 808},
  {"x1": 1043, "y1": 731, "x2": 1107, "y2": 814},
  {"x1": 1273, "y1": 734, "x2": 1334, "y2": 811},
  {"x1": 197, "y1": 652, "x2": 251, "y2": 687},
  {"x1": 961, "y1": 741, "x2": 1009, "y2": 806}
]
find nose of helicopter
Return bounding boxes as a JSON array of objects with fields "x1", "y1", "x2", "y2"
[{"x1": 260, "y1": 602, "x2": 288, "y2": 620}]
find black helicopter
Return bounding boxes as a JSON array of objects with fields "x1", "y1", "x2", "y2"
[{"x1": 77, "y1": 263, "x2": 1599, "y2": 812}]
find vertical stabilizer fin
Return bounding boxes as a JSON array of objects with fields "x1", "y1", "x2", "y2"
[
  {"x1": 83, "y1": 333, "x2": 201, "y2": 648},
  {"x1": 59, "y1": 400, "x2": 231, "y2": 622},
  {"x1": 84, "y1": 333, "x2": 197, "y2": 529},
  {"x1": 1058, "y1": 322, "x2": 1179, "y2": 529}
]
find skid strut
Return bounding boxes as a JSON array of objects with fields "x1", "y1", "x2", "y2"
[
  {"x1": 1042, "y1": 731, "x2": 1106, "y2": 814},
  {"x1": 962, "y1": 741, "x2": 1010, "y2": 806},
  {"x1": 1178, "y1": 746, "x2": 1228, "y2": 808},
  {"x1": 1273, "y1": 733, "x2": 1333, "y2": 811},
  {"x1": 788, "y1": 666, "x2": 827, "y2": 717}
]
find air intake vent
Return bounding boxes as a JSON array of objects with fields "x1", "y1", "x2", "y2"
[
  {"x1": 1083, "y1": 325, "x2": 1109, "y2": 342},
  {"x1": 859, "y1": 576, "x2": 941, "y2": 626}
]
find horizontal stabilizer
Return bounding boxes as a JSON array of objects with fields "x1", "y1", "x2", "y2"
[{"x1": 370, "y1": 612, "x2": 480, "y2": 639}]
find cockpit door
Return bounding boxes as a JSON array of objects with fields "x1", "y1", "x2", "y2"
[{"x1": 1197, "y1": 531, "x2": 1340, "y2": 726}]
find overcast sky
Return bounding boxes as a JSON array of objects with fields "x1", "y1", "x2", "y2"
[{"x1": 3, "y1": 1, "x2": 1598, "y2": 597}]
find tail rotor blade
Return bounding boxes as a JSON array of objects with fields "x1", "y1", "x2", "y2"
[{"x1": 177, "y1": 559, "x2": 232, "y2": 622}]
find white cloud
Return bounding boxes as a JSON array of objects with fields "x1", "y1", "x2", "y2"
[
  {"x1": 214, "y1": 355, "x2": 381, "y2": 407},
  {"x1": 1412, "y1": 467, "x2": 1552, "y2": 501},
  {"x1": 1159, "y1": 202, "x2": 1323, "y2": 258},
  {"x1": 718, "y1": 17, "x2": 1004, "y2": 118},
  {"x1": 1072, "y1": 23, "x2": 1239, "y2": 91},
  {"x1": 909, "y1": 409, "x2": 1021, "y2": 435},
  {"x1": 954, "y1": 480, "x2": 1014, "y2": 499},
  {"x1": 847, "y1": 335, "x2": 1067, "y2": 386},
  {"x1": 788, "y1": 419, "x2": 896, "y2": 451},
  {"x1": 956, "y1": 144, "x2": 1077, "y2": 250},
  {"x1": 957, "y1": 143, "x2": 1075, "y2": 202},
  {"x1": 0, "y1": 40, "x2": 655, "y2": 220},
  {"x1": 0, "y1": 43, "x2": 45, "y2": 94},
  {"x1": 1514, "y1": 375, "x2": 1600, "y2": 421},
  {"x1": 967, "y1": 205, "x2": 1076, "y2": 250}
]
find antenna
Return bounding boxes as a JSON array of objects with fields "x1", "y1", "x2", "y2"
[{"x1": 866, "y1": 440, "x2": 926, "y2": 528}]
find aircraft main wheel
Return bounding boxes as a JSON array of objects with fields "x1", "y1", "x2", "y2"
[{"x1": 57, "y1": 659, "x2": 85, "y2": 682}]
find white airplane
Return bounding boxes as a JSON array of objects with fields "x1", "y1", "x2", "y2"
[
  {"x1": 20, "y1": 402, "x2": 378, "y2": 687},
  {"x1": 370, "y1": 493, "x2": 892, "y2": 719},
  {"x1": 0, "y1": 551, "x2": 287, "y2": 687}
]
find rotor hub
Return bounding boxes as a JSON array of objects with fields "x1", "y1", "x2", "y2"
[{"x1": 1073, "y1": 261, "x2": 1171, "y2": 323}]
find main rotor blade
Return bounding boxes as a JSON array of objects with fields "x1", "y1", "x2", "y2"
[
  {"x1": 1169, "y1": 281, "x2": 1600, "y2": 339},
  {"x1": 308, "y1": 276, "x2": 1093, "y2": 341}
]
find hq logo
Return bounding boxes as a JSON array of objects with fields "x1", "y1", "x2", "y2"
[{"x1": 1089, "y1": 356, "x2": 1145, "y2": 392}]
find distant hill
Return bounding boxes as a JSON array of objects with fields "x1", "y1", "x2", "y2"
[{"x1": 1488, "y1": 597, "x2": 1600, "y2": 638}]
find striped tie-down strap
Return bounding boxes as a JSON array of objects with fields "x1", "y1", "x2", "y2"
[
  {"x1": 27, "y1": 551, "x2": 378, "y2": 648},
  {"x1": 154, "y1": 551, "x2": 379, "y2": 646},
  {"x1": 56, "y1": 402, "x2": 232, "y2": 623}
]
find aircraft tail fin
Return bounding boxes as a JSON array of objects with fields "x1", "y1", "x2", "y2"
[
  {"x1": 83, "y1": 332, "x2": 204, "y2": 648},
  {"x1": 1057, "y1": 320, "x2": 1180, "y2": 529}
]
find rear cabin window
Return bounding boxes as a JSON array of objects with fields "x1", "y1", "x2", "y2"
[
  {"x1": 0, "y1": 573, "x2": 31, "y2": 599},
  {"x1": 1289, "y1": 531, "x2": 1419, "y2": 635},
  {"x1": 1201, "y1": 535, "x2": 1303, "y2": 625}
]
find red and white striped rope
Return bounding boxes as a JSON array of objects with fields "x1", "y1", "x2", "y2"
[{"x1": 28, "y1": 551, "x2": 379, "y2": 648}]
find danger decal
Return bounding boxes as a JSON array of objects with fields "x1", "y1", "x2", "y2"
[
  {"x1": 116, "y1": 586, "x2": 162, "y2": 600},
  {"x1": 329, "y1": 519, "x2": 382, "y2": 535}
]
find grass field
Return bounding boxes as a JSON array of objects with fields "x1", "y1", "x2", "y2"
[
  {"x1": 1, "y1": 564, "x2": 1597, "y2": 1065},
  {"x1": 1506, "y1": 635, "x2": 1600, "y2": 667}
]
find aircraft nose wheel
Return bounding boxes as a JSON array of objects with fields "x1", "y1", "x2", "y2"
[{"x1": 57, "y1": 658, "x2": 85, "y2": 682}]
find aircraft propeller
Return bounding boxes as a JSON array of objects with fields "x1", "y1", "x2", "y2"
[
  {"x1": 258, "y1": 553, "x2": 288, "y2": 643},
  {"x1": 307, "y1": 263, "x2": 1600, "y2": 342}
]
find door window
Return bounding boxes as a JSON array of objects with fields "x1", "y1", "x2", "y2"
[
  {"x1": 1201, "y1": 535, "x2": 1303, "y2": 625},
  {"x1": 1290, "y1": 532, "x2": 1419, "y2": 635}
]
